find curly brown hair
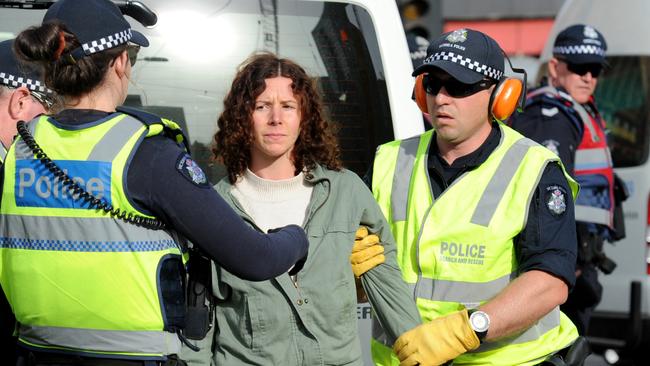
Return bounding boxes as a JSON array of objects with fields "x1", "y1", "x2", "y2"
[{"x1": 213, "y1": 52, "x2": 341, "y2": 184}]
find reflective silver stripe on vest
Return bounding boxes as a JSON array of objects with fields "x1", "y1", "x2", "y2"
[
  {"x1": 411, "y1": 273, "x2": 562, "y2": 343},
  {"x1": 575, "y1": 148, "x2": 610, "y2": 170},
  {"x1": 88, "y1": 115, "x2": 144, "y2": 161},
  {"x1": 575, "y1": 205, "x2": 611, "y2": 226},
  {"x1": 470, "y1": 138, "x2": 537, "y2": 226},
  {"x1": 18, "y1": 323, "x2": 180, "y2": 356},
  {"x1": 392, "y1": 136, "x2": 420, "y2": 221},
  {"x1": 14, "y1": 118, "x2": 40, "y2": 160},
  {"x1": 573, "y1": 103, "x2": 599, "y2": 142},
  {"x1": 0, "y1": 215, "x2": 180, "y2": 251},
  {"x1": 0, "y1": 143, "x2": 6, "y2": 163},
  {"x1": 472, "y1": 307, "x2": 561, "y2": 352},
  {"x1": 371, "y1": 292, "x2": 561, "y2": 350},
  {"x1": 414, "y1": 273, "x2": 513, "y2": 304}
]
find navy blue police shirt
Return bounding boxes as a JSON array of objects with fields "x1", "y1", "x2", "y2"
[
  {"x1": 1, "y1": 109, "x2": 307, "y2": 281},
  {"x1": 508, "y1": 89, "x2": 583, "y2": 175},
  {"x1": 364, "y1": 123, "x2": 577, "y2": 288}
]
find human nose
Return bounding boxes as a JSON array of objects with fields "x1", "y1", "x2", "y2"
[
  {"x1": 269, "y1": 104, "x2": 282, "y2": 125},
  {"x1": 435, "y1": 86, "x2": 452, "y2": 105}
]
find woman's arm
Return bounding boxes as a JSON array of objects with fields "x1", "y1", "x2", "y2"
[{"x1": 351, "y1": 174, "x2": 422, "y2": 343}]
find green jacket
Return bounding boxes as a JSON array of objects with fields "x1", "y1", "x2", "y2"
[{"x1": 182, "y1": 164, "x2": 420, "y2": 365}]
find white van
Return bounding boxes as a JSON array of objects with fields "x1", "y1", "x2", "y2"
[
  {"x1": 540, "y1": 0, "x2": 650, "y2": 363},
  {"x1": 0, "y1": 1, "x2": 422, "y2": 364}
]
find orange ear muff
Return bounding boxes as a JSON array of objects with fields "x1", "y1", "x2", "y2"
[
  {"x1": 414, "y1": 74, "x2": 428, "y2": 114},
  {"x1": 490, "y1": 78, "x2": 523, "y2": 121}
]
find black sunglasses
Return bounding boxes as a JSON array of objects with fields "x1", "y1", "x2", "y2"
[
  {"x1": 564, "y1": 61, "x2": 603, "y2": 78},
  {"x1": 424, "y1": 74, "x2": 496, "y2": 98},
  {"x1": 127, "y1": 44, "x2": 140, "y2": 66},
  {"x1": 30, "y1": 90, "x2": 53, "y2": 109}
]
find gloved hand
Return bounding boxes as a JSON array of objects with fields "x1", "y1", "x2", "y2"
[
  {"x1": 350, "y1": 226, "x2": 385, "y2": 277},
  {"x1": 393, "y1": 309, "x2": 480, "y2": 366}
]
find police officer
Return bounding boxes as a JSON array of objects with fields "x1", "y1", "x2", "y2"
[
  {"x1": 0, "y1": 37, "x2": 54, "y2": 366},
  {"x1": 510, "y1": 24, "x2": 621, "y2": 335},
  {"x1": 0, "y1": 39, "x2": 54, "y2": 162},
  {"x1": 369, "y1": 29, "x2": 581, "y2": 365},
  {"x1": 0, "y1": 0, "x2": 308, "y2": 365}
]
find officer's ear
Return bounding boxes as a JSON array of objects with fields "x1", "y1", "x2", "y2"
[
  {"x1": 547, "y1": 57, "x2": 560, "y2": 80},
  {"x1": 7, "y1": 86, "x2": 35, "y2": 120},
  {"x1": 113, "y1": 50, "x2": 130, "y2": 79}
]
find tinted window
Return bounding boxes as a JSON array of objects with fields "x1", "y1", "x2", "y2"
[
  {"x1": 0, "y1": 0, "x2": 394, "y2": 180},
  {"x1": 595, "y1": 56, "x2": 650, "y2": 167}
]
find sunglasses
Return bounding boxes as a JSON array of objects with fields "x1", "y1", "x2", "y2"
[
  {"x1": 127, "y1": 44, "x2": 140, "y2": 66},
  {"x1": 564, "y1": 61, "x2": 603, "y2": 78},
  {"x1": 30, "y1": 90, "x2": 53, "y2": 109},
  {"x1": 423, "y1": 75, "x2": 496, "y2": 98}
]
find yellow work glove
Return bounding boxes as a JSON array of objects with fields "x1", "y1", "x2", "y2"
[
  {"x1": 393, "y1": 309, "x2": 480, "y2": 366},
  {"x1": 350, "y1": 226, "x2": 385, "y2": 277}
]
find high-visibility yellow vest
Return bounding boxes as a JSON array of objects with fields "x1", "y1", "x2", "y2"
[
  {"x1": 0, "y1": 112, "x2": 187, "y2": 360},
  {"x1": 370, "y1": 125, "x2": 579, "y2": 366}
]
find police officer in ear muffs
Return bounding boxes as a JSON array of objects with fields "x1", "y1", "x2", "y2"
[
  {"x1": 510, "y1": 24, "x2": 624, "y2": 336},
  {"x1": 367, "y1": 28, "x2": 585, "y2": 366}
]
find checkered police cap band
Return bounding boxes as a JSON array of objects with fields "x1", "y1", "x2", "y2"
[
  {"x1": 424, "y1": 51, "x2": 504, "y2": 80},
  {"x1": 81, "y1": 28, "x2": 132, "y2": 55},
  {"x1": 0, "y1": 71, "x2": 53, "y2": 94},
  {"x1": 553, "y1": 45, "x2": 606, "y2": 57}
]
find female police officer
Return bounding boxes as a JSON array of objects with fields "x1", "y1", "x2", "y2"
[{"x1": 0, "y1": 0, "x2": 308, "y2": 365}]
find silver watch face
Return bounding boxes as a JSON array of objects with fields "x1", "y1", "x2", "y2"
[{"x1": 470, "y1": 311, "x2": 490, "y2": 332}]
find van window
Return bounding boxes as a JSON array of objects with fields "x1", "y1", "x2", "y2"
[
  {"x1": 595, "y1": 56, "x2": 650, "y2": 167},
  {"x1": 0, "y1": 0, "x2": 394, "y2": 179}
]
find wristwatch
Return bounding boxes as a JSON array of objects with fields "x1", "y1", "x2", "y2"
[{"x1": 468, "y1": 309, "x2": 490, "y2": 343}]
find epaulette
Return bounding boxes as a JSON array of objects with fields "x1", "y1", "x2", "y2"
[
  {"x1": 116, "y1": 106, "x2": 163, "y2": 126},
  {"x1": 117, "y1": 106, "x2": 191, "y2": 152}
]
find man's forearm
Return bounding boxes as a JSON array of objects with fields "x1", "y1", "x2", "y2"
[{"x1": 479, "y1": 270, "x2": 568, "y2": 341}]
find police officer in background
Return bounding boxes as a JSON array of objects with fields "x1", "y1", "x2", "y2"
[
  {"x1": 369, "y1": 28, "x2": 584, "y2": 366},
  {"x1": 0, "y1": 37, "x2": 54, "y2": 366},
  {"x1": 510, "y1": 24, "x2": 625, "y2": 335},
  {"x1": 0, "y1": 39, "x2": 54, "y2": 161},
  {"x1": 0, "y1": 0, "x2": 308, "y2": 365}
]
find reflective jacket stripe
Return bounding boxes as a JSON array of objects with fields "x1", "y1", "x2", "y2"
[
  {"x1": 575, "y1": 205, "x2": 611, "y2": 226},
  {"x1": 391, "y1": 137, "x2": 420, "y2": 221},
  {"x1": 14, "y1": 118, "x2": 39, "y2": 160},
  {"x1": 413, "y1": 274, "x2": 512, "y2": 303},
  {"x1": 0, "y1": 215, "x2": 178, "y2": 248},
  {"x1": 575, "y1": 148, "x2": 611, "y2": 170},
  {"x1": 18, "y1": 324, "x2": 180, "y2": 357},
  {"x1": 470, "y1": 138, "x2": 538, "y2": 226},
  {"x1": 88, "y1": 116, "x2": 144, "y2": 161},
  {"x1": 472, "y1": 308, "x2": 561, "y2": 353}
]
